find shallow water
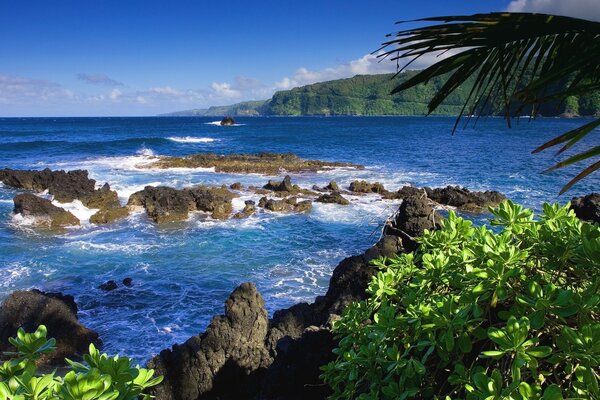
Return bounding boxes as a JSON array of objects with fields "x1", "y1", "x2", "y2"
[{"x1": 0, "y1": 116, "x2": 598, "y2": 362}]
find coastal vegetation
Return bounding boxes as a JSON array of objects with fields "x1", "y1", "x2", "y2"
[
  {"x1": 322, "y1": 200, "x2": 600, "y2": 399},
  {"x1": 161, "y1": 71, "x2": 600, "y2": 118},
  {"x1": 0, "y1": 325, "x2": 162, "y2": 399}
]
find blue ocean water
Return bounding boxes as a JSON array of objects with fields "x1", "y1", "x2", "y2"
[{"x1": 0, "y1": 116, "x2": 598, "y2": 362}]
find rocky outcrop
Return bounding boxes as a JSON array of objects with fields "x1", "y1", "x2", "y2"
[
  {"x1": 149, "y1": 195, "x2": 436, "y2": 400},
  {"x1": 384, "y1": 193, "x2": 441, "y2": 251},
  {"x1": 128, "y1": 185, "x2": 237, "y2": 223},
  {"x1": 128, "y1": 186, "x2": 193, "y2": 223},
  {"x1": 13, "y1": 193, "x2": 80, "y2": 230},
  {"x1": 424, "y1": 185, "x2": 505, "y2": 213},
  {"x1": 0, "y1": 168, "x2": 128, "y2": 224},
  {"x1": 0, "y1": 168, "x2": 96, "y2": 202},
  {"x1": 234, "y1": 200, "x2": 256, "y2": 219},
  {"x1": 570, "y1": 193, "x2": 600, "y2": 224},
  {"x1": 0, "y1": 290, "x2": 100, "y2": 365},
  {"x1": 220, "y1": 117, "x2": 236, "y2": 126},
  {"x1": 264, "y1": 176, "x2": 295, "y2": 192},
  {"x1": 315, "y1": 192, "x2": 350, "y2": 205},
  {"x1": 149, "y1": 283, "x2": 271, "y2": 400},
  {"x1": 230, "y1": 182, "x2": 243, "y2": 190},
  {"x1": 349, "y1": 180, "x2": 386, "y2": 194},
  {"x1": 141, "y1": 153, "x2": 364, "y2": 175},
  {"x1": 258, "y1": 197, "x2": 312, "y2": 213}
]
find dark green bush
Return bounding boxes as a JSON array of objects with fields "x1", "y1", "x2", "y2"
[
  {"x1": 322, "y1": 200, "x2": 600, "y2": 399},
  {"x1": 0, "y1": 325, "x2": 162, "y2": 399}
]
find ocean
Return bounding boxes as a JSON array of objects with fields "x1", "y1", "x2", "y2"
[{"x1": 0, "y1": 116, "x2": 598, "y2": 362}]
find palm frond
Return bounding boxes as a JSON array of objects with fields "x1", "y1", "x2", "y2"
[{"x1": 380, "y1": 12, "x2": 600, "y2": 193}]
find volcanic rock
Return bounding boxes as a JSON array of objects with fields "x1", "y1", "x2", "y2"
[
  {"x1": 570, "y1": 193, "x2": 600, "y2": 224},
  {"x1": 424, "y1": 185, "x2": 505, "y2": 212},
  {"x1": 13, "y1": 193, "x2": 79, "y2": 230},
  {"x1": 220, "y1": 116, "x2": 236, "y2": 126},
  {"x1": 349, "y1": 180, "x2": 386, "y2": 194},
  {"x1": 99, "y1": 280, "x2": 118, "y2": 291},
  {"x1": 0, "y1": 290, "x2": 100, "y2": 365},
  {"x1": 315, "y1": 192, "x2": 350, "y2": 205}
]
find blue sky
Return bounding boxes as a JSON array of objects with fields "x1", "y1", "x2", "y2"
[{"x1": 1, "y1": 0, "x2": 597, "y2": 116}]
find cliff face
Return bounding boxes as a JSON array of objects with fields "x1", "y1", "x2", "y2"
[{"x1": 162, "y1": 72, "x2": 600, "y2": 117}]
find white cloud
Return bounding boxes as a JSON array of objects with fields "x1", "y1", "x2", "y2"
[
  {"x1": 275, "y1": 53, "x2": 398, "y2": 89},
  {"x1": 77, "y1": 73, "x2": 123, "y2": 86},
  {"x1": 507, "y1": 0, "x2": 600, "y2": 21},
  {"x1": 109, "y1": 89, "x2": 122, "y2": 100},
  {"x1": 0, "y1": 74, "x2": 75, "y2": 104},
  {"x1": 210, "y1": 82, "x2": 242, "y2": 98}
]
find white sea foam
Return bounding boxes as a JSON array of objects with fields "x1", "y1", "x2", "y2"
[
  {"x1": 136, "y1": 146, "x2": 156, "y2": 157},
  {"x1": 52, "y1": 199, "x2": 98, "y2": 223},
  {"x1": 0, "y1": 263, "x2": 30, "y2": 288},
  {"x1": 204, "y1": 121, "x2": 245, "y2": 126},
  {"x1": 66, "y1": 241, "x2": 160, "y2": 254},
  {"x1": 167, "y1": 136, "x2": 217, "y2": 143}
]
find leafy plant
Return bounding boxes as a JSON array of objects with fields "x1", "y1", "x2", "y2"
[
  {"x1": 321, "y1": 200, "x2": 600, "y2": 399},
  {"x1": 0, "y1": 326, "x2": 162, "y2": 400},
  {"x1": 379, "y1": 13, "x2": 600, "y2": 193}
]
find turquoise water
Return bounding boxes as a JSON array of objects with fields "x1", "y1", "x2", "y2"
[{"x1": 0, "y1": 116, "x2": 598, "y2": 362}]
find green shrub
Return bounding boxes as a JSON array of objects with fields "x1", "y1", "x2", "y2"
[
  {"x1": 321, "y1": 200, "x2": 600, "y2": 399},
  {"x1": 0, "y1": 325, "x2": 162, "y2": 399}
]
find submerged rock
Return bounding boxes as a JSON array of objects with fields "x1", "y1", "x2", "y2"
[
  {"x1": 570, "y1": 193, "x2": 600, "y2": 224},
  {"x1": 99, "y1": 280, "x2": 118, "y2": 292},
  {"x1": 0, "y1": 290, "x2": 100, "y2": 365},
  {"x1": 13, "y1": 193, "x2": 80, "y2": 230},
  {"x1": 141, "y1": 152, "x2": 364, "y2": 175},
  {"x1": 122, "y1": 277, "x2": 133, "y2": 287}
]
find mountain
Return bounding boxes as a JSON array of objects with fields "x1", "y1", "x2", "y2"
[
  {"x1": 161, "y1": 72, "x2": 600, "y2": 117},
  {"x1": 159, "y1": 100, "x2": 268, "y2": 117}
]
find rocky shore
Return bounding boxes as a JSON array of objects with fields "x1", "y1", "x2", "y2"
[
  {"x1": 140, "y1": 152, "x2": 364, "y2": 174},
  {"x1": 1, "y1": 162, "x2": 598, "y2": 399}
]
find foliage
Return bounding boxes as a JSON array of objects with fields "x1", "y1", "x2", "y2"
[
  {"x1": 321, "y1": 200, "x2": 600, "y2": 399},
  {"x1": 379, "y1": 13, "x2": 600, "y2": 193},
  {"x1": 0, "y1": 325, "x2": 162, "y2": 400}
]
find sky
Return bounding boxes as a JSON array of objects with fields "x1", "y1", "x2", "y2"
[{"x1": 1, "y1": 0, "x2": 599, "y2": 116}]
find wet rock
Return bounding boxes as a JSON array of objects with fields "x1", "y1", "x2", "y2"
[
  {"x1": 142, "y1": 152, "x2": 364, "y2": 175},
  {"x1": 325, "y1": 180, "x2": 340, "y2": 192},
  {"x1": 220, "y1": 116, "x2": 236, "y2": 126},
  {"x1": 128, "y1": 186, "x2": 193, "y2": 224},
  {"x1": 89, "y1": 207, "x2": 129, "y2": 224},
  {"x1": 425, "y1": 185, "x2": 505, "y2": 212},
  {"x1": 264, "y1": 175, "x2": 295, "y2": 192},
  {"x1": 13, "y1": 193, "x2": 79, "y2": 230},
  {"x1": 315, "y1": 192, "x2": 350, "y2": 205},
  {"x1": 349, "y1": 180, "x2": 386, "y2": 194},
  {"x1": 0, "y1": 290, "x2": 101, "y2": 366},
  {"x1": 186, "y1": 186, "x2": 237, "y2": 220},
  {"x1": 99, "y1": 280, "x2": 118, "y2": 292},
  {"x1": 230, "y1": 182, "x2": 243, "y2": 190},
  {"x1": 570, "y1": 193, "x2": 600, "y2": 224},
  {"x1": 148, "y1": 283, "x2": 270, "y2": 400},
  {"x1": 0, "y1": 168, "x2": 95, "y2": 203},
  {"x1": 83, "y1": 183, "x2": 121, "y2": 210},
  {"x1": 122, "y1": 278, "x2": 133, "y2": 287},
  {"x1": 233, "y1": 201, "x2": 257, "y2": 219},
  {"x1": 258, "y1": 196, "x2": 312, "y2": 213}
]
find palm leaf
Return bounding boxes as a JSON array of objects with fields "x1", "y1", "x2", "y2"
[{"x1": 380, "y1": 12, "x2": 600, "y2": 193}]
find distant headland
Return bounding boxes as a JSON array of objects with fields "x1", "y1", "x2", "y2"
[{"x1": 159, "y1": 71, "x2": 600, "y2": 117}]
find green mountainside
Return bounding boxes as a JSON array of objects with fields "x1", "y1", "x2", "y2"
[{"x1": 161, "y1": 72, "x2": 600, "y2": 117}]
